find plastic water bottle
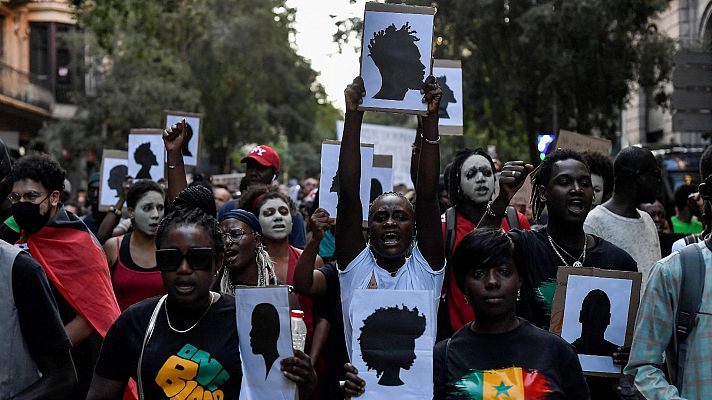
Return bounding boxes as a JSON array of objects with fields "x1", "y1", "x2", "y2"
[{"x1": 291, "y1": 310, "x2": 307, "y2": 352}]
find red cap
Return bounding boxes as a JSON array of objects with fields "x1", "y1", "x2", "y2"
[
  {"x1": 241, "y1": 145, "x2": 280, "y2": 171},
  {"x1": 290, "y1": 310, "x2": 304, "y2": 318}
]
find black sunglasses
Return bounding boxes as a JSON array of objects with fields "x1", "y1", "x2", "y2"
[{"x1": 155, "y1": 247, "x2": 214, "y2": 272}]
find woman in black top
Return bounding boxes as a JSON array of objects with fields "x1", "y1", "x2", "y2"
[
  {"x1": 433, "y1": 228, "x2": 589, "y2": 400},
  {"x1": 87, "y1": 186, "x2": 317, "y2": 399}
]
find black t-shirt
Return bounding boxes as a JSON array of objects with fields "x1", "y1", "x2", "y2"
[
  {"x1": 12, "y1": 251, "x2": 71, "y2": 358},
  {"x1": 510, "y1": 228, "x2": 637, "y2": 330},
  {"x1": 95, "y1": 294, "x2": 242, "y2": 399},
  {"x1": 434, "y1": 319, "x2": 590, "y2": 400}
]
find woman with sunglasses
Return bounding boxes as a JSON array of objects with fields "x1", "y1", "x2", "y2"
[{"x1": 87, "y1": 186, "x2": 317, "y2": 399}]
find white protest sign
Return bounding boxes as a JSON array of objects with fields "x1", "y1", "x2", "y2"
[
  {"x1": 359, "y1": 3, "x2": 435, "y2": 115},
  {"x1": 235, "y1": 286, "x2": 296, "y2": 399},
  {"x1": 337, "y1": 120, "x2": 415, "y2": 189},
  {"x1": 350, "y1": 289, "x2": 435, "y2": 400},
  {"x1": 98, "y1": 150, "x2": 128, "y2": 212},
  {"x1": 371, "y1": 154, "x2": 394, "y2": 201},
  {"x1": 318, "y1": 140, "x2": 374, "y2": 220},
  {"x1": 433, "y1": 59, "x2": 463, "y2": 135},
  {"x1": 164, "y1": 111, "x2": 202, "y2": 166},
  {"x1": 128, "y1": 129, "x2": 165, "y2": 182}
]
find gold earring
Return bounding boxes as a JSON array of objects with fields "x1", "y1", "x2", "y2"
[{"x1": 517, "y1": 289, "x2": 521, "y2": 301}]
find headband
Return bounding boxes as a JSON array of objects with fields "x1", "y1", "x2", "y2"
[{"x1": 218, "y1": 208, "x2": 262, "y2": 235}]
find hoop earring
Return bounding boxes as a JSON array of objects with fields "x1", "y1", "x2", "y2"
[{"x1": 517, "y1": 289, "x2": 521, "y2": 302}]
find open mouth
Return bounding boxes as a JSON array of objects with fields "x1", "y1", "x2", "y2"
[
  {"x1": 475, "y1": 187, "x2": 490, "y2": 195},
  {"x1": 567, "y1": 198, "x2": 586, "y2": 215},
  {"x1": 174, "y1": 281, "x2": 195, "y2": 295},
  {"x1": 272, "y1": 224, "x2": 286, "y2": 230},
  {"x1": 381, "y1": 232, "x2": 400, "y2": 245}
]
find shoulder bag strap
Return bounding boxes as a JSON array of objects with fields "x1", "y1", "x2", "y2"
[
  {"x1": 505, "y1": 206, "x2": 519, "y2": 230},
  {"x1": 674, "y1": 244, "x2": 705, "y2": 392},
  {"x1": 137, "y1": 295, "x2": 167, "y2": 400},
  {"x1": 444, "y1": 207, "x2": 457, "y2": 261}
]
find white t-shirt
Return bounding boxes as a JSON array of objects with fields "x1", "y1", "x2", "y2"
[
  {"x1": 338, "y1": 245, "x2": 445, "y2": 357},
  {"x1": 584, "y1": 206, "x2": 661, "y2": 293}
]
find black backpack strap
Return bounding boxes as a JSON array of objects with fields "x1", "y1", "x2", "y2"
[
  {"x1": 505, "y1": 206, "x2": 519, "y2": 230},
  {"x1": 674, "y1": 243, "x2": 706, "y2": 392},
  {"x1": 444, "y1": 207, "x2": 457, "y2": 260},
  {"x1": 683, "y1": 234, "x2": 699, "y2": 246}
]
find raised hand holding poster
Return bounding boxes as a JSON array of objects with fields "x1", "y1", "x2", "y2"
[
  {"x1": 164, "y1": 111, "x2": 202, "y2": 166},
  {"x1": 359, "y1": 2, "x2": 435, "y2": 115},
  {"x1": 433, "y1": 59, "x2": 464, "y2": 135},
  {"x1": 236, "y1": 286, "x2": 296, "y2": 399},
  {"x1": 98, "y1": 150, "x2": 128, "y2": 212},
  {"x1": 350, "y1": 289, "x2": 435, "y2": 399},
  {"x1": 128, "y1": 129, "x2": 165, "y2": 182}
]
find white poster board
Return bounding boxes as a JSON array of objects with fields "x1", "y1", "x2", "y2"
[
  {"x1": 318, "y1": 140, "x2": 374, "y2": 220},
  {"x1": 371, "y1": 154, "x2": 394, "y2": 201},
  {"x1": 359, "y1": 3, "x2": 435, "y2": 115},
  {"x1": 433, "y1": 59, "x2": 463, "y2": 135},
  {"x1": 164, "y1": 111, "x2": 202, "y2": 166},
  {"x1": 128, "y1": 129, "x2": 165, "y2": 182},
  {"x1": 235, "y1": 286, "x2": 296, "y2": 400},
  {"x1": 350, "y1": 289, "x2": 435, "y2": 399},
  {"x1": 336, "y1": 120, "x2": 415, "y2": 189},
  {"x1": 98, "y1": 150, "x2": 128, "y2": 212}
]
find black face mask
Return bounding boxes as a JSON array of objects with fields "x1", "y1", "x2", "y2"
[{"x1": 12, "y1": 194, "x2": 52, "y2": 234}]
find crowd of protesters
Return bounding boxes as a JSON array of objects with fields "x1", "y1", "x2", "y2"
[{"x1": 4, "y1": 74, "x2": 712, "y2": 400}]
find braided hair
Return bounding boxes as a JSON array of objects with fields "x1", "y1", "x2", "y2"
[
  {"x1": 530, "y1": 149, "x2": 588, "y2": 222},
  {"x1": 447, "y1": 148, "x2": 496, "y2": 207},
  {"x1": 155, "y1": 186, "x2": 224, "y2": 257}
]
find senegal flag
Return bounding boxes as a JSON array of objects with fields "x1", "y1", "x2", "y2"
[{"x1": 450, "y1": 367, "x2": 552, "y2": 399}]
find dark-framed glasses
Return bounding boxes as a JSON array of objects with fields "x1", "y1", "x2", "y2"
[
  {"x1": 8, "y1": 191, "x2": 47, "y2": 204},
  {"x1": 222, "y1": 228, "x2": 253, "y2": 244},
  {"x1": 155, "y1": 247, "x2": 214, "y2": 272}
]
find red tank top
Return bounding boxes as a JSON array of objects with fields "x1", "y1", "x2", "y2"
[{"x1": 111, "y1": 232, "x2": 165, "y2": 311}]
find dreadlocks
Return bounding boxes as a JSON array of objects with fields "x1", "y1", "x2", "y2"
[
  {"x1": 530, "y1": 149, "x2": 588, "y2": 222},
  {"x1": 446, "y1": 148, "x2": 496, "y2": 207}
]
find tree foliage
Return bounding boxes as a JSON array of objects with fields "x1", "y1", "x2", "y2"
[
  {"x1": 336, "y1": 0, "x2": 674, "y2": 162},
  {"x1": 42, "y1": 0, "x2": 334, "y2": 177}
]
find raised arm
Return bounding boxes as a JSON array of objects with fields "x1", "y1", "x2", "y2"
[
  {"x1": 335, "y1": 77, "x2": 367, "y2": 270},
  {"x1": 163, "y1": 121, "x2": 189, "y2": 204},
  {"x1": 478, "y1": 161, "x2": 533, "y2": 228},
  {"x1": 414, "y1": 76, "x2": 444, "y2": 270},
  {"x1": 292, "y1": 208, "x2": 331, "y2": 296}
]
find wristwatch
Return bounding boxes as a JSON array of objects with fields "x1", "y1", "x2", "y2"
[{"x1": 107, "y1": 206, "x2": 122, "y2": 217}]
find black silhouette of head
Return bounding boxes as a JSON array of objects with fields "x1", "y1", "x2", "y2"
[
  {"x1": 108, "y1": 165, "x2": 128, "y2": 198},
  {"x1": 368, "y1": 22, "x2": 425, "y2": 101},
  {"x1": 250, "y1": 302, "x2": 280, "y2": 379},
  {"x1": 182, "y1": 122, "x2": 194, "y2": 157},
  {"x1": 370, "y1": 178, "x2": 384, "y2": 203},
  {"x1": 134, "y1": 142, "x2": 158, "y2": 180},
  {"x1": 571, "y1": 289, "x2": 618, "y2": 356},
  {"x1": 436, "y1": 75, "x2": 456, "y2": 119},
  {"x1": 330, "y1": 169, "x2": 340, "y2": 193},
  {"x1": 358, "y1": 305, "x2": 426, "y2": 386}
]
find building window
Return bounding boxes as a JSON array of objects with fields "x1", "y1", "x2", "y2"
[{"x1": 29, "y1": 22, "x2": 51, "y2": 88}]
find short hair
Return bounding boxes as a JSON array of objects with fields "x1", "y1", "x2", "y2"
[
  {"x1": 582, "y1": 151, "x2": 614, "y2": 200},
  {"x1": 155, "y1": 186, "x2": 223, "y2": 257},
  {"x1": 9, "y1": 154, "x2": 66, "y2": 193},
  {"x1": 126, "y1": 180, "x2": 165, "y2": 209},
  {"x1": 701, "y1": 145, "x2": 712, "y2": 178},
  {"x1": 530, "y1": 149, "x2": 588, "y2": 221},
  {"x1": 613, "y1": 146, "x2": 655, "y2": 187},
  {"x1": 447, "y1": 148, "x2": 496, "y2": 207},
  {"x1": 451, "y1": 228, "x2": 519, "y2": 294},
  {"x1": 674, "y1": 184, "x2": 697, "y2": 210},
  {"x1": 368, "y1": 191, "x2": 415, "y2": 220},
  {"x1": 358, "y1": 305, "x2": 426, "y2": 377},
  {"x1": 240, "y1": 186, "x2": 295, "y2": 216},
  {"x1": 581, "y1": 289, "x2": 611, "y2": 315},
  {"x1": 368, "y1": 22, "x2": 419, "y2": 67}
]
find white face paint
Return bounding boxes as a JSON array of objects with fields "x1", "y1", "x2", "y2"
[
  {"x1": 132, "y1": 191, "x2": 164, "y2": 236},
  {"x1": 258, "y1": 198, "x2": 293, "y2": 240},
  {"x1": 459, "y1": 154, "x2": 495, "y2": 204},
  {"x1": 591, "y1": 174, "x2": 604, "y2": 206}
]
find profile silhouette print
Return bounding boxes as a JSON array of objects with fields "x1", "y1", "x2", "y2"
[
  {"x1": 250, "y1": 303, "x2": 281, "y2": 380},
  {"x1": 369, "y1": 178, "x2": 383, "y2": 203},
  {"x1": 330, "y1": 169, "x2": 340, "y2": 193},
  {"x1": 368, "y1": 22, "x2": 425, "y2": 101},
  {"x1": 358, "y1": 305, "x2": 426, "y2": 386},
  {"x1": 108, "y1": 165, "x2": 128, "y2": 198},
  {"x1": 134, "y1": 142, "x2": 158, "y2": 180},
  {"x1": 571, "y1": 289, "x2": 618, "y2": 357},
  {"x1": 436, "y1": 75, "x2": 456, "y2": 119},
  {"x1": 181, "y1": 122, "x2": 194, "y2": 157}
]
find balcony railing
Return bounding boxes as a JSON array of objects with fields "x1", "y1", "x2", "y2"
[{"x1": 0, "y1": 61, "x2": 54, "y2": 111}]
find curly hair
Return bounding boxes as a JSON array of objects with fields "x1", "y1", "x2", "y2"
[
  {"x1": 126, "y1": 179, "x2": 164, "y2": 209},
  {"x1": 8, "y1": 154, "x2": 66, "y2": 193},
  {"x1": 368, "y1": 22, "x2": 419, "y2": 67},
  {"x1": 447, "y1": 148, "x2": 496, "y2": 207},
  {"x1": 530, "y1": 149, "x2": 588, "y2": 222},
  {"x1": 582, "y1": 151, "x2": 614, "y2": 201},
  {"x1": 155, "y1": 185, "x2": 223, "y2": 257}
]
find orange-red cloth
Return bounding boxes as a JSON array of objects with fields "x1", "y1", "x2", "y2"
[{"x1": 23, "y1": 207, "x2": 120, "y2": 337}]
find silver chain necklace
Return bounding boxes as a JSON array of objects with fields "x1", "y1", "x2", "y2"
[
  {"x1": 165, "y1": 292, "x2": 216, "y2": 333},
  {"x1": 548, "y1": 233, "x2": 587, "y2": 268}
]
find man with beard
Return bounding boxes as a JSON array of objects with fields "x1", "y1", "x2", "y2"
[
  {"x1": 479, "y1": 149, "x2": 637, "y2": 400},
  {"x1": 584, "y1": 146, "x2": 661, "y2": 293},
  {"x1": 8, "y1": 154, "x2": 120, "y2": 398}
]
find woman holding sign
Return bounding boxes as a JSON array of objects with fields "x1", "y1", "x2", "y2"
[
  {"x1": 336, "y1": 75, "x2": 445, "y2": 397},
  {"x1": 87, "y1": 186, "x2": 317, "y2": 399}
]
